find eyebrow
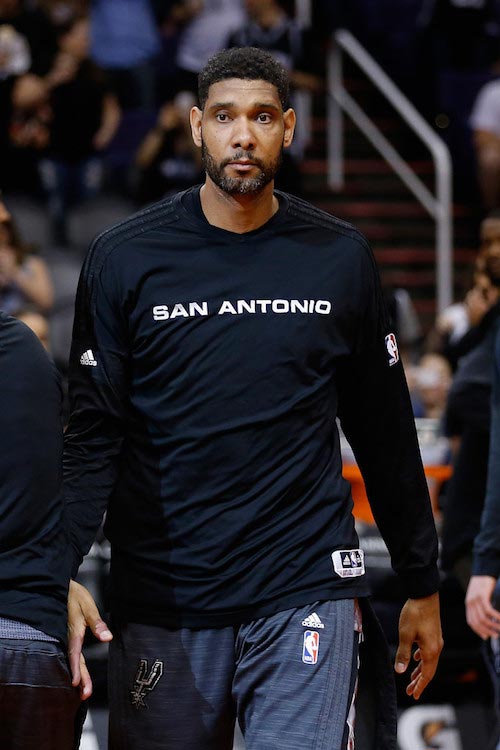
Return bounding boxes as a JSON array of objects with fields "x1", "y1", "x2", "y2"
[{"x1": 207, "y1": 101, "x2": 281, "y2": 113}]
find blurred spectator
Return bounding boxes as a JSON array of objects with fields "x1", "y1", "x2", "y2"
[
  {"x1": 89, "y1": 0, "x2": 161, "y2": 109},
  {"x1": 156, "y1": 0, "x2": 203, "y2": 102},
  {"x1": 39, "y1": 0, "x2": 88, "y2": 29},
  {"x1": 0, "y1": 209, "x2": 53, "y2": 314},
  {"x1": 440, "y1": 253, "x2": 500, "y2": 590},
  {"x1": 6, "y1": 72, "x2": 52, "y2": 192},
  {"x1": 418, "y1": 0, "x2": 499, "y2": 70},
  {"x1": 37, "y1": 15, "x2": 121, "y2": 244},
  {"x1": 10, "y1": 73, "x2": 51, "y2": 150},
  {"x1": 0, "y1": 22, "x2": 30, "y2": 79},
  {"x1": 470, "y1": 76, "x2": 500, "y2": 211},
  {"x1": 0, "y1": 0, "x2": 57, "y2": 77},
  {"x1": 410, "y1": 353, "x2": 452, "y2": 420},
  {"x1": 227, "y1": 0, "x2": 322, "y2": 94},
  {"x1": 134, "y1": 90, "x2": 203, "y2": 204},
  {"x1": 428, "y1": 211, "x2": 500, "y2": 363},
  {"x1": 479, "y1": 206, "x2": 500, "y2": 257},
  {"x1": 176, "y1": 0, "x2": 245, "y2": 92},
  {"x1": 0, "y1": 0, "x2": 57, "y2": 191}
]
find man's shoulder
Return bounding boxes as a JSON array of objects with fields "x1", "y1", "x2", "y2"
[
  {"x1": 91, "y1": 193, "x2": 182, "y2": 253},
  {"x1": 0, "y1": 311, "x2": 57, "y2": 386},
  {"x1": 0, "y1": 310, "x2": 39, "y2": 348},
  {"x1": 283, "y1": 192, "x2": 371, "y2": 250},
  {"x1": 81, "y1": 191, "x2": 188, "y2": 277}
]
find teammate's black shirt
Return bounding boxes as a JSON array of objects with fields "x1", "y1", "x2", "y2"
[
  {"x1": 0, "y1": 312, "x2": 68, "y2": 643},
  {"x1": 64, "y1": 187, "x2": 439, "y2": 628}
]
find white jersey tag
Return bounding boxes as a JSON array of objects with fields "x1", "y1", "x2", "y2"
[{"x1": 331, "y1": 549, "x2": 365, "y2": 578}]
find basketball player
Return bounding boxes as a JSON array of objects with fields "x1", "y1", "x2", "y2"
[{"x1": 64, "y1": 47, "x2": 443, "y2": 749}]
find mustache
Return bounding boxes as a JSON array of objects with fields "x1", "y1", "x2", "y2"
[{"x1": 221, "y1": 153, "x2": 265, "y2": 169}]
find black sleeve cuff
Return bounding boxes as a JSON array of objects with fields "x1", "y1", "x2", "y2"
[{"x1": 398, "y1": 565, "x2": 441, "y2": 599}]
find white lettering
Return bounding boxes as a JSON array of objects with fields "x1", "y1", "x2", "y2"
[
  {"x1": 290, "y1": 300, "x2": 308, "y2": 313},
  {"x1": 218, "y1": 300, "x2": 238, "y2": 315},
  {"x1": 152, "y1": 305, "x2": 169, "y2": 321},
  {"x1": 153, "y1": 299, "x2": 333, "y2": 321},
  {"x1": 189, "y1": 302, "x2": 209, "y2": 317},
  {"x1": 272, "y1": 299, "x2": 289, "y2": 313},
  {"x1": 316, "y1": 300, "x2": 331, "y2": 314},
  {"x1": 170, "y1": 303, "x2": 189, "y2": 319},
  {"x1": 256, "y1": 299, "x2": 272, "y2": 312},
  {"x1": 237, "y1": 300, "x2": 256, "y2": 314}
]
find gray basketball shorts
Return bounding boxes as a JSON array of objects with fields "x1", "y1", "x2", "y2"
[
  {"x1": 0, "y1": 638, "x2": 85, "y2": 750},
  {"x1": 108, "y1": 598, "x2": 361, "y2": 750}
]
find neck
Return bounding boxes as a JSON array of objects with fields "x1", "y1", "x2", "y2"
[{"x1": 199, "y1": 178, "x2": 279, "y2": 233}]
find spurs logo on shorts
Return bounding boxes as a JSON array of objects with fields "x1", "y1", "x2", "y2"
[{"x1": 130, "y1": 658, "x2": 164, "y2": 709}]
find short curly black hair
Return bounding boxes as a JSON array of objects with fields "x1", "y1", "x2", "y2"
[{"x1": 198, "y1": 47, "x2": 290, "y2": 110}]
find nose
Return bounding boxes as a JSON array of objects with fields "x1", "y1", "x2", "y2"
[{"x1": 231, "y1": 116, "x2": 255, "y2": 151}]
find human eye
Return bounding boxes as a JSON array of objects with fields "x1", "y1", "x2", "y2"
[
  {"x1": 256, "y1": 113, "x2": 272, "y2": 123},
  {"x1": 215, "y1": 112, "x2": 231, "y2": 122}
]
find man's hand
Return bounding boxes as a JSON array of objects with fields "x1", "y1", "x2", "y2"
[
  {"x1": 465, "y1": 575, "x2": 500, "y2": 640},
  {"x1": 67, "y1": 579, "x2": 113, "y2": 700},
  {"x1": 394, "y1": 592, "x2": 443, "y2": 700}
]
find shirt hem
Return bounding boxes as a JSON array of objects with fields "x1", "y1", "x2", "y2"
[{"x1": 110, "y1": 583, "x2": 372, "y2": 628}]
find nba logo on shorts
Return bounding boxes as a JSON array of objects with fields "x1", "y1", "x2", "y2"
[{"x1": 302, "y1": 630, "x2": 319, "y2": 664}]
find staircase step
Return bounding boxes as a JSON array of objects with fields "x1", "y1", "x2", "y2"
[
  {"x1": 373, "y1": 247, "x2": 476, "y2": 265},
  {"x1": 314, "y1": 200, "x2": 428, "y2": 218}
]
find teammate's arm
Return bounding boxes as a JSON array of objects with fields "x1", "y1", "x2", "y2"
[
  {"x1": 64, "y1": 251, "x2": 129, "y2": 694},
  {"x1": 466, "y1": 328, "x2": 500, "y2": 639},
  {"x1": 64, "y1": 252, "x2": 129, "y2": 575}
]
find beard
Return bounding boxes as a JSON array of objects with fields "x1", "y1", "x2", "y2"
[{"x1": 201, "y1": 140, "x2": 283, "y2": 196}]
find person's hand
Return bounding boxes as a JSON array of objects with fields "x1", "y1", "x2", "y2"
[
  {"x1": 394, "y1": 592, "x2": 443, "y2": 700},
  {"x1": 465, "y1": 575, "x2": 500, "y2": 640},
  {"x1": 157, "y1": 102, "x2": 181, "y2": 132},
  {"x1": 67, "y1": 579, "x2": 113, "y2": 700},
  {"x1": 46, "y1": 52, "x2": 78, "y2": 89},
  {"x1": 465, "y1": 285, "x2": 492, "y2": 327}
]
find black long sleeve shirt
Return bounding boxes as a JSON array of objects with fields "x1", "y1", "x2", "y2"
[
  {"x1": 64, "y1": 187, "x2": 439, "y2": 628},
  {"x1": 0, "y1": 312, "x2": 68, "y2": 643}
]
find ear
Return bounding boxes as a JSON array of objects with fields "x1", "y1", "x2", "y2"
[
  {"x1": 190, "y1": 106, "x2": 203, "y2": 147},
  {"x1": 283, "y1": 108, "x2": 296, "y2": 149}
]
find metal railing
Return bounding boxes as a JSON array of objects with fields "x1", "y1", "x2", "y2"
[{"x1": 327, "y1": 29, "x2": 453, "y2": 313}]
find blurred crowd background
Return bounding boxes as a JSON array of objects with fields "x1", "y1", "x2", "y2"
[{"x1": 4, "y1": 1, "x2": 500, "y2": 747}]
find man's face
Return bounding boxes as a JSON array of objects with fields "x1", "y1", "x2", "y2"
[
  {"x1": 480, "y1": 217, "x2": 500, "y2": 257},
  {"x1": 190, "y1": 78, "x2": 295, "y2": 196}
]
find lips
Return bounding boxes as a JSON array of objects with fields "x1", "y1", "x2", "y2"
[{"x1": 226, "y1": 160, "x2": 259, "y2": 172}]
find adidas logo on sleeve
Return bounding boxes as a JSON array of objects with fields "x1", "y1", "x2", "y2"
[
  {"x1": 80, "y1": 349, "x2": 97, "y2": 367},
  {"x1": 301, "y1": 612, "x2": 324, "y2": 629}
]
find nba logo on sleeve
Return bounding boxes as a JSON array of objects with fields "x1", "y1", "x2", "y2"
[
  {"x1": 385, "y1": 333, "x2": 399, "y2": 366},
  {"x1": 302, "y1": 630, "x2": 319, "y2": 664}
]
